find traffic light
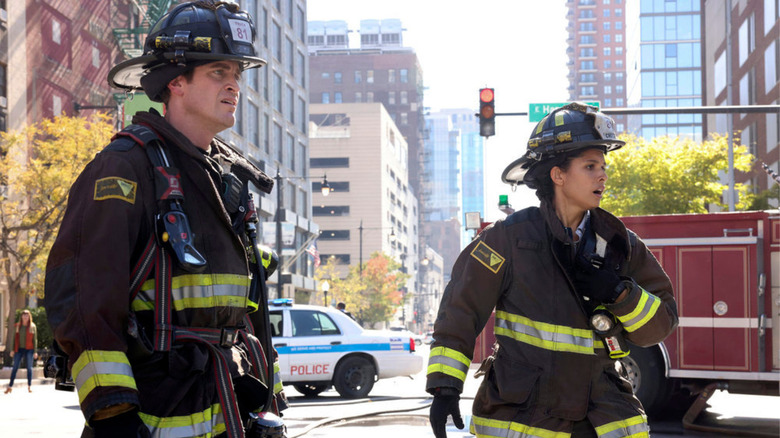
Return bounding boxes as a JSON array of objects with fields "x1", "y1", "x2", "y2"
[{"x1": 479, "y1": 88, "x2": 495, "y2": 137}]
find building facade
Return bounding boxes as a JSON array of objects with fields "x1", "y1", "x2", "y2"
[
  {"x1": 308, "y1": 102, "x2": 420, "y2": 309},
  {"x1": 702, "y1": 0, "x2": 779, "y2": 199},
  {"x1": 307, "y1": 19, "x2": 426, "y2": 197},
  {"x1": 625, "y1": 0, "x2": 703, "y2": 140},
  {"x1": 566, "y1": 0, "x2": 629, "y2": 133},
  {"x1": 216, "y1": 0, "x2": 316, "y2": 298}
]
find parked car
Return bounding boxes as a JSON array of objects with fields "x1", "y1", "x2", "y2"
[
  {"x1": 423, "y1": 331, "x2": 435, "y2": 344},
  {"x1": 389, "y1": 326, "x2": 422, "y2": 344},
  {"x1": 269, "y1": 299, "x2": 424, "y2": 398}
]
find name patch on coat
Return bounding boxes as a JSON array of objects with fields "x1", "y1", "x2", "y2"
[
  {"x1": 94, "y1": 177, "x2": 137, "y2": 204},
  {"x1": 470, "y1": 241, "x2": 505, "y2": 273}
]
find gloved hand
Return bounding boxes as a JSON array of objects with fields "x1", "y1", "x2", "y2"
[
  {"x1": 573, "y1": 254, "x2": 625, "y2": 304},
  {"x1": 90, "y1": 410, "x2": 151, "y2": 438},
  {"x1": 430, "y1": 388, "x2": 465, "y2": 438}
]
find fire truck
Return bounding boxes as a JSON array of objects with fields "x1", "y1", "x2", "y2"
[{"x1": 473, "y1": 210, "x2": 780, "y2": 418}]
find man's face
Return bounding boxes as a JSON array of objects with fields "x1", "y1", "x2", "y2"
[{"x1": 176, "y1": 61, "x2": 242, "y2": 134}]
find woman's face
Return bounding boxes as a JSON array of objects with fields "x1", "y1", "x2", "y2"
[
  {"x1": 21, "y1": 312, "x2": 30, "y2": 322},
  {"x1": 554, "y1": 148, "x2": 608, "y2": 212}
]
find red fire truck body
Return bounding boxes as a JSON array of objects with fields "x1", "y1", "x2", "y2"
[
  {"x1": 472, "y1": 210, "x2": 779, "y2": 413},
  {"x1": 620, "y1": 211, "x2": 779, "y2": 402}
]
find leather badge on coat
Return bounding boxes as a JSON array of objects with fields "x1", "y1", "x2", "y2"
[
  {"x1": 470, "y1": 241, "x2": 505, "y2": 273},
  {"x1": 94, "y1": 177, "x2": 137, "y2": 204}
]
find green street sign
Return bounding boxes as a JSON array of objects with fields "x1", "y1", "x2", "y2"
[{"x1": 528, "y1": 102, "x2": 600, "y2": 122}]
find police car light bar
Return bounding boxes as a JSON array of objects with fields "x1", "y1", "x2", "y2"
[{"x1": 269, "y1": 298, "x2": 294, "y2": 306}]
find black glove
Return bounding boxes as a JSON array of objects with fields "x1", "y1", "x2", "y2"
[
  {"x1": 430, "y1": 389, "x2": 465, "y2": 438},
  {"x1": 90, "y1": 410, "x2": 151, "y2": 438},
  {"x1": 573, "y1": 254, "x2": 625, "y2": 304}
]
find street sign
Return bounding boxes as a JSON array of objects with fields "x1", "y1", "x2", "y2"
[{"x1": 528, "y1": 102, "x2": 600, "y2": 122}]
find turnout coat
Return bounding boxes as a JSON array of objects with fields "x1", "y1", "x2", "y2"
[
  {"x1": 426, "y1": 202, "x2": 678, "y2": 438},
  {"x1": 45, "y1": 111, "x2": 282, "y2": 437}
]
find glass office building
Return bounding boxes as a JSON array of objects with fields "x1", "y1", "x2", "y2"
[{"x1": 626, "y1": 0, "x2": 703, "y2": 140}]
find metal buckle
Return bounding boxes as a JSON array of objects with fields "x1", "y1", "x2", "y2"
[{"x1": 220, "y1": 327, "x2": 237, "y2": 347}]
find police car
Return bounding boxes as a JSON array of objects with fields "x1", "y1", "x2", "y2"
[{"x1": 269, "y1": 299, "x2": 424, "y2": 398}]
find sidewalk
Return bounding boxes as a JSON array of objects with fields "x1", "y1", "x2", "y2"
[{"x1": 0, "y1": 366, "x2": 52, "y2": 388}]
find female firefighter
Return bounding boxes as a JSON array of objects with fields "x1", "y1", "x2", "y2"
[{"x1": 426, "y1": 102, "x2": 678, "y2": 438}]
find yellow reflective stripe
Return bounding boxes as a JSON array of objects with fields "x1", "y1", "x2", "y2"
[
  {"x1": 72, "y1": 350, "x2": 136, "y2": 403},
  {"x1": 617, "y1": 289, "x2": 661, "y2": 333},
  {"x1": 595, "y1": 414, "x2": 649, "y2": 438},
  {"x1": 470, "y1": 415, "x2": 570, "y2": 438},
  {"x1": 138, "y1": 402, "x2": 226, "y2": 437},
  {"x1": 495, "y1": 310, "x2": 595, "y2": 355},
  {"x1": 427, "y1": 346, "x2": 471, "y2": 382},
  {"x1": 273, "y1": 361, "x2": 283, "y2": 394},
  {"x1": 137, "y1": 273, "x2": 251, "y2": 311}
]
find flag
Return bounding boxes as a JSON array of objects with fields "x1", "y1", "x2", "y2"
[{"x1": 306, "y1": 241, "x2": 321, "y2": 268}]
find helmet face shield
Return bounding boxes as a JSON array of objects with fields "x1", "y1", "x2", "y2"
[
  {"x1": 502, "y1": 102, "x2": 624, "y2": 187},
  {"x1": 108, "y1": 1, "x2": 266, "y2": 101}
]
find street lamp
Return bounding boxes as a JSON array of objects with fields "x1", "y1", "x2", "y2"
[
  {"x1": 321, "y1": 280, "x2": 330, "y2": 307},
  {"x1": 275, "y1": 171, "x2": 331, "y2": 297},
  {"x1": 357, "y1": 220, "x2": 397, "y2": 275}
]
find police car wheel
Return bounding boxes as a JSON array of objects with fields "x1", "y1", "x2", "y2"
[
  {"x1": 293, "y1": 384, "x2": 328, "y2": 397},
  {"x1": 333, "y1": 356, "x2": 375, "y2": 399}
]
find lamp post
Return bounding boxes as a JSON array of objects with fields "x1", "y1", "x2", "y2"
[
  {"x1": 275, "y1": 171, "x2": 331, "y2": 297},
  {"x1": 357, "y1": 221, "x2": 396, "y2": 276},
  {"x1": 321, "y1": 280, "x2": 330, "y2": 307}
]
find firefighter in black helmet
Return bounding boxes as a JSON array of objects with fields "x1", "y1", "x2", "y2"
[
  {"x1": 45, "y1": 2, "x2": 286, "y2": 437},
  {"x1": 427, "y1": 103, "x2": 678, "y2": 438}
]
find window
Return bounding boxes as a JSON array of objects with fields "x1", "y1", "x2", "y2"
[
  {"x1": 616, "y1": 21, "x2": 623, "y2": 30},
  {"x1": 616, "y1": 85, "x2": 624, "y2": 94},
  {"x1": 400, "y1": 91, "x2": 408, "y2": 104},
  {"x1": 245, "y1": 66, "x2": 257, "y2": 91},
  {"x1": 297, "y1": 51, "x2": 305, "y2": 85},
  {"x1": 53, "y1": 95, "x2": 62, "y2": 117},
  {"x1": 311, "y1": 157, "x2": 349, "y2": 168},
  {"x1": 334, "y1": 72, "x2": 342, "y2": 84},
  {"x1": 319, "y1": 254, "x2": 351, "y2": 264},
  {"x1": 52, "y1": 18, "x2": 61, "y2": 44},
  {"x1": 273, "y1": 72, "x2": 282, "y2": 111},
  {"x1": 739, "y1": 69, "x2": 755, "y2": 106},
  {"x1": 354, "y1": 70, "x2": 362, "y2": 83},
  {"x1": 604, "y1": 60, "x2": 611, "y2": 69},
  {"x1": 290, "y1": 310, "x2": 340, "y2": 337},
  {"x1": 604, "y1": 47, "x2": 611, "y2": 56},
  {"x1": 603, "y1": 22, "x2": 611, "y2": 30},
  {"x1": 616, "y1": 59, "x2": 623, "y2": 68},
  {"x1": 581, "y1": 86, "x2": 595, "y2": 95},
  {"x1": 313, "y1": 206, "x2": 350, "y2": 216},
  {"x1": 604, "y1": 72, "x2": 612, "y2": 81},
  {"x1": 388, "y1": 91, "x2": 395, "y2": 104},
  {"x1": 320, "y1": 230, "x2": 351, "y2": 240},
  {"x1": 738, "y1": 13, "x2": 756, "y2": 65},
  {"x1": 615, "y1": 8, "x2": 622, "y2": 16},
  {"x1": 274, "y1": 123, "x2": 282, "y2": 161},
  {"x1": 355, "y1": 92, "x2": 362, "y2": 102},
  {"x1": 298, "y1": 97, "x2": 306, "y2": 133},
  {"x1": 604, "y1": 85, "x2": 612, "y2": 94},
  {"x1": 616, "y1": 72, "x2": 623, "y2": 81},
  {"x1": 264, "y1": 114, "x2": 270, "y2": 153},
  {"x1": 581, "y1": 60, "x2": 595, "y2": 69},
  {"x1": 388, "y1": 69, "x2": 396, "y2": 83},
  {"x1": 605, "y1": 98, "x2": 612, "y2": 106},
  {"x1": 581, "y1": 35, "x2": 595, "y2": 44},
  {"x1": 334, "y1": 92, "x2": 342, "y2": 103},
  {"x1": 581, "y1": 48, "x2": 594, "y2": 57},
  {"x1": 367, "y1": 70, "x2": 374, "y2": 84},
  {"x1": 603, "y1": 34, "x2": 611, "y2": 43},
  {"x1": 604, "y1": 9, "x2": 610, "y2": 17},
  {"x1": 400, "y1": 69, "x2": 408, "y2": 83},
  {"x1": 400, "y1": 112, "x2": 408, "y2": 125},
  {"x1": 616, "y1": 98, "x2": 624, "y2": 107},
  {"x1": 616, "y1": 34, "x2": 623, "y2": 42},
  {"x1": 272, "y1": 21, "x2": 281, "y2": 61},
  {"x1": 321, "y1": 92, "x2": 329, "y2": 104},
  {"x1": 313, "y1": 181, "x2": 349, "y2": 193},
  {"x1": 286, "y1": 134, "x2": 295, "y2": 170},
  {"x1": 286, "y1": 37, "x2": 294, "y2": 72},
  {"x1": 248, "y1": 102, "x2": 259, "y2": 147},
  {"x1": 766, "y1": 0, "x2": 779, "y2": 37},
  {"x1": 765, "y1": 41, "x2": 778, "y2": 92},
  {"x1": 366, "y1": 92, "x2": 374, "y2": 102},
  {"x1": 616, "y1": 47, "x2": 623, "y2": 56},
  {"x1": 321, "y1": 72, "x2": 330, "y2": 79}
]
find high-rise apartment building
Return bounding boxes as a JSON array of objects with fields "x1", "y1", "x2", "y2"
[
  {"x1": 702, "y1": 0, "x2": 779, "y2": 199},
  {"x1": 307, "y1": 19, "x2": 425, "y2": 196},
  {"x1": 625, "y1": 0, "x2": 703, "y2": 140},
  {"x1": 566, "y1": 0, "x2": 629, "y2": 133},
  {"x1": 308, "y1": 103, "x2": 420, "y2": 300}
]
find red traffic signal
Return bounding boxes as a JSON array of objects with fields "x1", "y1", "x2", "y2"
[{"x1": 479, "y1": 88, "x2": 495, "y2": 137}]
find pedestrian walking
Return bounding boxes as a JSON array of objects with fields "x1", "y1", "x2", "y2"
[
  {"x1": 5, "y1": 309, "x2": 39, "y2": 394},
  {"x1": 44, "y1": 2, "x2": 285, "y2": 437},
  {"x1": 426, "y1": 102, "x2": 679, "y2": 438}
]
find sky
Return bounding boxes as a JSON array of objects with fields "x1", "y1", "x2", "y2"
[{"x1": 307, "y1": 0, "x2": 571, "y2": 222}]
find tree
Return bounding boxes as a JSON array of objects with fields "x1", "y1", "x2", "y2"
[
  {"x1": 314, "y1": 252, "x2": 410, "y2": 327},
  {"x1": 601, "y1": 134, "x2": 755, "y2": 216},
  {"x1": 1, "y1": 115, "x2": 113, "y2": 357}
]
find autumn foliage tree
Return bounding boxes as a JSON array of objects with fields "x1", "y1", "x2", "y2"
[
  {"x1": 1, "y1": 115, "x2": 113, "y2": 354},
  {"x1": 314, "y1": 252, "x2": 409, "y2": 327},
  {"x1": 601, "y1": 134, "x2": 755, "y2": 216}
]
